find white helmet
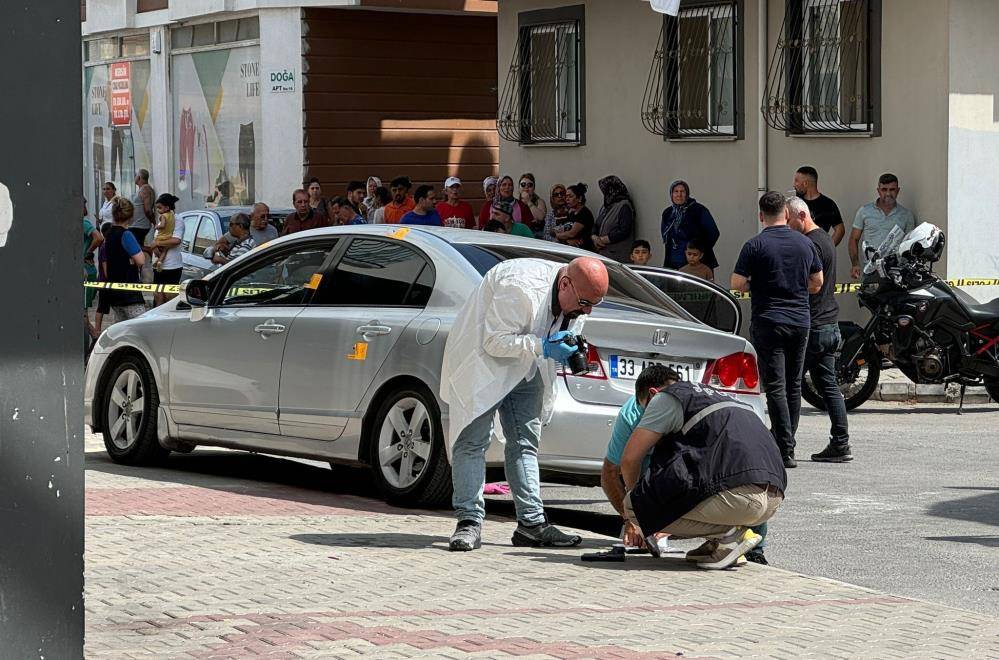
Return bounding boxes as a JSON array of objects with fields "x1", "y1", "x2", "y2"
[{"x1": 898, "y1": 223, "x2": 944, "y2": 263}]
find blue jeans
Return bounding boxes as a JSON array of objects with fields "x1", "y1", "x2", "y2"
[
  {"x1": 805, "y1": 323, "x2": 850, "y2": 445},
  {"x1": 451, "y1": 372, "x2": 545, "y2": 526},
  {"x1": 751, "y1": 319, "x2": 810, "y2": 458}
]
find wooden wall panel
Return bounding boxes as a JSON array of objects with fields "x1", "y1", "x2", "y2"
[
  {"x1": 137, "y1": 0, "x2": 169, "y2": 12},
  {"x1": 303, "y1": 8, "x2": 498, "y2": 211}
]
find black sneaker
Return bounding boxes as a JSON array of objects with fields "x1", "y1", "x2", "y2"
[
  {"x1": 783, "y1": 455, "x2": 798, "y2": 469},
  {"x1": 745, "y1": 549, "x2": 768, "y2": 565},
  {"x1": 811, "y1": 443, "x2": 853, "y2": 463},
  {"x1": 512, "y1": 521, "x2": 582, "y2": 547},
  {"x1": 449, "y1": 520, "x2": 482, "y2": 551}
]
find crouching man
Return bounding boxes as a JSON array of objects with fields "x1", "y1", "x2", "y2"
[
  {"x1": 601, "y1": 365, "x2": 678, "y2": 552},
  {"x1": 621, "y1": 370, "x2": 786, "y2": 570}
]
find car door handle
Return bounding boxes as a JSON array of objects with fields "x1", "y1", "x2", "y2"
[
  {"x1": 254, "y1": 320, "x2": 286, "y2": 338},
  {"x1": 356, "y1": 324, "x2": 392, "y2": 338}
]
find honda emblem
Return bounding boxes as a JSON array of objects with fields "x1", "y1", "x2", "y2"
[{"x1": 652, "y1": 329, "x2": 670, "y2": 346}]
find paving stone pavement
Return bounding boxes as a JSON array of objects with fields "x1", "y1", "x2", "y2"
[{"x1": 84, "y1": 434, "x2": 999, "y2": 659}]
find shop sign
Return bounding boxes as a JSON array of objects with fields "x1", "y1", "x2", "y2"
[{"x1": 110, "y1": 61, "x2": 131, "y2": 126}]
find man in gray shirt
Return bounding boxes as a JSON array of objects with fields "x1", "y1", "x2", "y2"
[{"x1": 849, "y1": 173, "x2": 917, "y2": 279}]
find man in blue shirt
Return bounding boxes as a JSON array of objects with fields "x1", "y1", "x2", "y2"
[
  {"x1": 400, "y1": 185, "x2": 442, "y2": 226},
  {"x1": 732, "y1": 192, "x2": 823, "y2": 468},
  {"x1": 331, "y1": 196, "x2": 366, "y2": 225}
]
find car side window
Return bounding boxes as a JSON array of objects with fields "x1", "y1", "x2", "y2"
[
  {"x1": 219, "y1": 240, "x2": 338, "y2": 307},
  {"x1": 313, "y1": 238, "x2": 434, "y2": 307},
  {"x1": 180, "y1": 213, "x2": 198, "y2": 253},
  {"x1": 193, "y1": 215, "x2": 219, "y2": 255}
]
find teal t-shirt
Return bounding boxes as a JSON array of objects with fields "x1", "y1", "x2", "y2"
[
  {"x1": 510, "y1": 222, "x2": 534, "y2": 238},
  {"x1": 605, "y1": 396, "x2": 645, "y2": 466},
  {"x1": 83, "y1": 218, "x2": 98, "y2": 277}
]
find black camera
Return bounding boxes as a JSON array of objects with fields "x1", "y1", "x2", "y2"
[{"x1": 562, "y1": 334, "x2": 590, "y2": 376}]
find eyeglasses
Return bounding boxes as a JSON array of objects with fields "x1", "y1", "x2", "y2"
[
  {"x1": 520, "y1": 181, "x2": 533, "y2": 188},
  {"x1": 552, "y1": 191, "x2": 566, "y2": 197},
  {"x1": 565, "y1": 277, "x2": 603, "y2": 308}
]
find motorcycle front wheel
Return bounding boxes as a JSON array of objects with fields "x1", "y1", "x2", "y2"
[{"x1": 801, "y1": 344, "x2": 882, "y2": 411}]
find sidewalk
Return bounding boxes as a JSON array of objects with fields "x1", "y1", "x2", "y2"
[{"x1": 85, "y1": 434, "x2": 999, "y2": 658}]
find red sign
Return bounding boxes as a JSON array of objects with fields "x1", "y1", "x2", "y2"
[{"x1": 110, "y1": 61, "x2": 132, "y2": 127}]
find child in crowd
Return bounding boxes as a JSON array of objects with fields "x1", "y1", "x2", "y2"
[
  {"x1": 678, "y1": 238, "x2": 714, "y2": 281},
  {"x1": 151, "y1": 193, "x2": 178, "y2": 271},
  {"x1": 630, "y1": 240, "x2": 652, "y2": 266}
]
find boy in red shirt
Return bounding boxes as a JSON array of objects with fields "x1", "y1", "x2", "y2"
[{"x1": 436, "y1": 177, "x2": 476, "y2": 229}]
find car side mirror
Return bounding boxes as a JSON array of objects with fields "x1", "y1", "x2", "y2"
[{"x1": 179, "y1": 279, "x2": 211, "y2": 321}]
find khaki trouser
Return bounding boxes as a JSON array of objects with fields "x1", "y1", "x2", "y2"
[{"x1": 624, "y1": 484, "x2": 783, "y2": 539}]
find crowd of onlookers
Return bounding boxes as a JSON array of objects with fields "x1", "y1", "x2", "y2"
[{"x1": 84, "y1": 164, "x2": 917, "y2": 347}]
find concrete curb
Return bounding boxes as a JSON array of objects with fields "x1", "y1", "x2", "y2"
[{"x1": 875, "y1": 381, "x2": 994, "y2": 404}]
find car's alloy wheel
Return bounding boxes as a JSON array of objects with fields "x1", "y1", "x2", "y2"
[
  {"x1": 101, "y1": 356, "x2": 169, "y2": 465},
  {"x1": 377, "y1": 397, "x2": 433, "y2": 489},
  {"x1": 368, "y1": 387, "x2": 451, "y2": 507},
  {"x1": 107, "y1": 368, "x2": 145, "y2": 451}
]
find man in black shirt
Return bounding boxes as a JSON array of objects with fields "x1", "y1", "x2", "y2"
[
  {"x1": 732, "y1": 192, "x2": 823, "y2": 468},
  {"x1": 794, "y1": 166, "x2": 845, "y2": 246},
  {"x1": 788, "y1": 198, "x2": 852, "y2": 462}
]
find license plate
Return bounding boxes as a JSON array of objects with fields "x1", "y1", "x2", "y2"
[{"x1": 609, "y1": 355, "x2": 699, "y2": 381}]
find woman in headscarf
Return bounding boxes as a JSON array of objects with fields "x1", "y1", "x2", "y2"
[
  {"x1": 660, "y1": 179, "x2": 720, "y2": 272},
  {"x1": 362, "y1": 176, "x2": 382, "y2": 219},
  {"x1": 477, "y1": 176, "x2": 499, "y2": 229},
  {"x1": 541, "y1": 183, "x2": 568, "y2": 242},
  {"x1": 591, "y1": 175, "x2": 636, "y2": 263},
  {"x1": 496, "y1": 175, "x2": 534, "y2": 227}
]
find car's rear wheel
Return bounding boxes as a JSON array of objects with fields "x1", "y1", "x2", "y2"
[
  {"x1": 368, "y1": 386, "x2": 451, "y2": 508},
  {"x1": 101, "y1": 356, "x2": 169, "y2": 465}
]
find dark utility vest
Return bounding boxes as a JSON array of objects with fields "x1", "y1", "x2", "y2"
[
  {"x1": 630, "y1": 382, "x2": 787, "y2": 536},
  {"x1": 103, "y1": 226, "x2": 144, "y2": 307}
]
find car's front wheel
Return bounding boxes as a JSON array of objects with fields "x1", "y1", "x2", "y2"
[
  {"x1": 101, "y1": 356, "x2": 169, "y2": 465},
  {"x1": 368, "y1": 386, "x2": 451, "y2": 508}
]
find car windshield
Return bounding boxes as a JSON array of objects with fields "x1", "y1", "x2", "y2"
[{"x1": 453, "y1": 244, "x2": 685, "y2": 319}]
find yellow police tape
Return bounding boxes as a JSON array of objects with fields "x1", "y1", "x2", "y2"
[
  {"x1": 85, "y1": 277, "x2": 999, "y2": 300},
  {"x1": 83, "y1": 281, "x2": 270, "y2": 296}
]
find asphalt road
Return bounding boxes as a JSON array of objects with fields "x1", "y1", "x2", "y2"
[{"x1": 85, "y1": 400, "x2": 999, "y2": 617}]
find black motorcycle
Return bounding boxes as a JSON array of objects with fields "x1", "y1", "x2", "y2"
[{"x1": 801, "y1": 224, "x2": 999, "y2": 410}]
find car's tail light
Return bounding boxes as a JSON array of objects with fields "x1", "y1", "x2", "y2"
[
  {"x1": 703, "y1": 352, "x2": 759, "y2": 393},
  {"x1": 557, "y1": 343, "x2": 607, "y2": 380}
]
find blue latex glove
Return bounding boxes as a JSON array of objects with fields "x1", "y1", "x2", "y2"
[{"x1": 542, "y1": 331, "x2": 576, "y2": 362}]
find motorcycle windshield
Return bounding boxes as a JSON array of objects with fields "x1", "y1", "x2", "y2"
[{"x1": 863, "y1": 225, "x2": 905, "y2": 275}]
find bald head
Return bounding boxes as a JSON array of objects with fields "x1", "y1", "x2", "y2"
[
  {"x1": 557, "y1": 257, "x2": 610, "y2": 318},
  {"x1": 250, "y1": 202, "x2": 271, "y2": 230}
]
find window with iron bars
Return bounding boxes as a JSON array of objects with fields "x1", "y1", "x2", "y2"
[
  {"x1": 763, "y1": 0, "x2": 881, "y2": 134},
  {"x1": 498, "y1": 6, "x2": 584, "y2": 145},
  {"x1": 643, "y1": 1, "x2": 742, "y2": 139}
]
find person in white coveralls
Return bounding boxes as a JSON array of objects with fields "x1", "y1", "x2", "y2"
[{"x1": 440, "y1": 257, "x2": 610, "y2": 551}]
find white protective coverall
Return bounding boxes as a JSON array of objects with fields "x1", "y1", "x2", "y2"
[{"x1": 440, "y1": 258, "x2": 584, "y2": 453}]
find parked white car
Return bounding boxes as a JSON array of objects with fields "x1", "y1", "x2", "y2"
[{"x1": 85, "y1": 226, "x2": 764, "y2": 506}]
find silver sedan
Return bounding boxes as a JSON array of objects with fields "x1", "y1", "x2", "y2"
[{"x1": 85, "y1": 226, "x2": 764, "y2": 506}]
